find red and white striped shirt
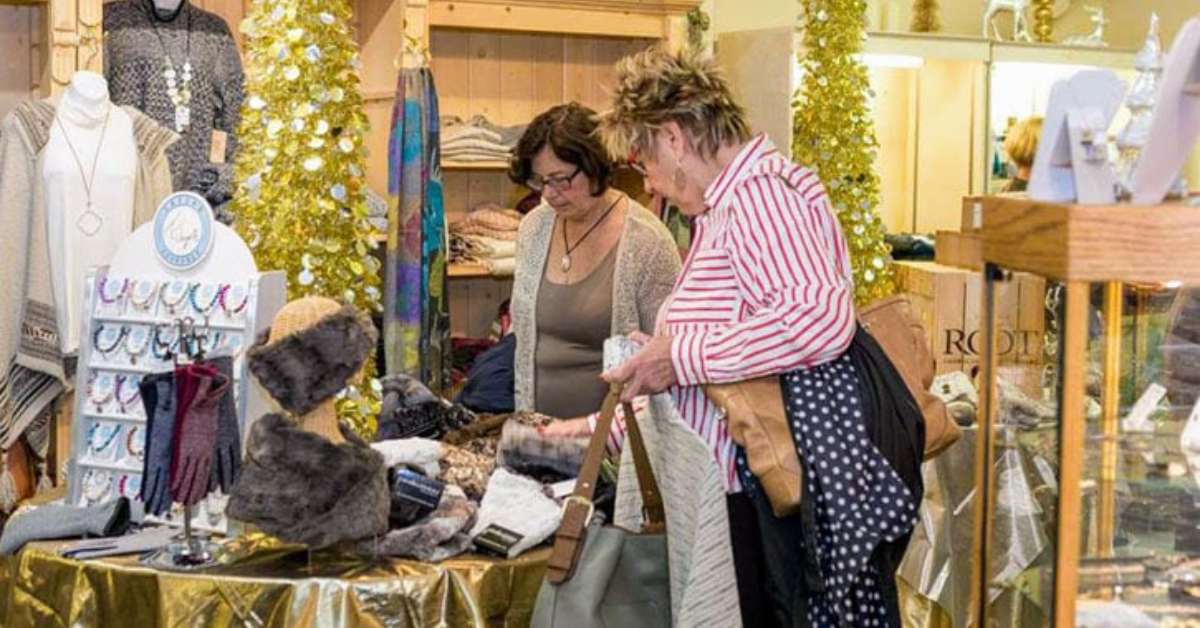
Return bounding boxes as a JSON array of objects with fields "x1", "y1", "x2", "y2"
[{"x1": 657, "y1": 134, "x2": 855, "y2": 492}]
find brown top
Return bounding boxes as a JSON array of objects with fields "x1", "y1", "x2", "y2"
[{"x1": 534, "y1": 245, "x2": 618, "y2": 418}]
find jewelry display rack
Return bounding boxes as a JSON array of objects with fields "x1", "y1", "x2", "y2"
[{"x1": 66, "y1": 193, "x2": 286, "y2": 538}]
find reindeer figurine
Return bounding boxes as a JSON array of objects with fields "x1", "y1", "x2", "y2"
[
  {"x1": 1063, "y1": 6, "x2": 1109, "y2": 47},
  {"x1": 984, "y1": 0, "x2": 1032, "y2": 42}
]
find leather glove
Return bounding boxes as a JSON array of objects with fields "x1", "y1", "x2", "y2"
[
  {"x1": 206, "y1": 356, "x2": 241, "y2": 494},
  {"x1": 139, "y1": 372, "x2": 177, "y2": 516},
  {"x1": 170, "y1": 364, "x2": 229, "y2": 506}
]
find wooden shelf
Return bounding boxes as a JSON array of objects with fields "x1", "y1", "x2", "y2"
[
  {"x1": 443, "y1": 159, "x2": 511, "y2": 171},
  {"x1": 449, "y1": 262, "x2": 499, "y2": 278},
  {"x1": 429, "y1": 0, "x2": 697, "y2": 39},
  {"x1": 980, "y1": 196, "x2": 1200, "y2": 284}
]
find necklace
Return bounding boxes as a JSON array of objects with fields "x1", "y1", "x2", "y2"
[
  {"x1": 115, "y1": 374, "x2": 142, "y2": 414},
  {"x1": 145, "y1": 4, "x2": 193, "y2": 132},
  {"x1": 189, "y1": 283, "x2": 223, "y2": 316},
  {"x1": 152, "y1": 324, "x2": 179, "y2": 360},
  {"x1": 219, "y1": 284, "x2": 250, "y2": 317},
  {"x1": 55, "y1": 108, "x2": 112, "y2": 237},
  {"x1": 128, "y1": 279, "x2": 162, "y2": 311},
  {"x1": 82, "y1": 469, "x2": 112, "y2": 505},
  {"x1": 560, "y1": 194, "x2": 623, "y2": 273},
  {"x1": 97, "y1": 275, "x2": 129, "y2": 305},
  {"x1": 160, "y1": 280, "x2": 190, "y2": 314},
  {"x1": 93, "y1": 323, "x2": 130, "y2": 357},
  {"x1": 126, "y1": 426, "x2": 146, "y2": 462},
  {"x1": 119, "y1": 474, "x2": 142, "y2": 499},
  {"x1": 88, "y1": 421, "x2": 122, "y2": 459},
  {"x1": 86, "y1": 373, "x2": 116, "y2": 412},
  {"x1": 124, "y1": 326, "x2": 153, "y2": 365}
]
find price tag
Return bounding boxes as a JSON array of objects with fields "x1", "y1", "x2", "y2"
[{"x1": 210, "y1": 130, "x2": 228, "y2": 164}]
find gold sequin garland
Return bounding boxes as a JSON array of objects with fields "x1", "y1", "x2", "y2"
[
  {"x1": 792, "y1": 0, "x2": 896, "y2": 305},
  {"x1": 232, "y1": 0, "x2": 382, "y2": 436}
]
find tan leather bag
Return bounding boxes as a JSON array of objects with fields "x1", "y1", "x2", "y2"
[
  {"x1": 858, "y1": 295, "x2": 960, "y2": 460},
  {"x1": 704, "y1": 378, "x2": 801, "y2": 517}
]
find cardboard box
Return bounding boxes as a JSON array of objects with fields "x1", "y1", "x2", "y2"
[
  {"x1": 935, "y1": 230, "x2": 983, "y2": 271},
  {"x1": 895, "y1": 261, "x2": 1045, "y2": 377}
]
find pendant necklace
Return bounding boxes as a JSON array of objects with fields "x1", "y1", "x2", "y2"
[
  {"x1": 560, "y1": 194, "x2": 623, "y2": 273},
  {"x1": 146, "y1": 3, "x2": 193, "y2": 132},
  {"x1": 55, "y1": 108, "x2": 112, "y2": 237}
]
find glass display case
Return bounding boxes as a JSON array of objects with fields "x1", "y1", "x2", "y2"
[{"x1": 972, "y1": 196, "x2": 1200, "y2": 627}]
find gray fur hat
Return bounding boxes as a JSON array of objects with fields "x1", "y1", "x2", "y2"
[
  {"x1": 227, "y1": 413, "x2": 389, "y2": 549},
  {"x1": 246, "y1": 303, "x2": 377, "y2": 416}
]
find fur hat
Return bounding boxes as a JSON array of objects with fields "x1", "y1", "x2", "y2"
[
  {"x1": 227, "y1": 413, "x2": 389, "y2": 549},
  {"x1": 247, "y1": 302, "x2": 378, "y2": 416}
]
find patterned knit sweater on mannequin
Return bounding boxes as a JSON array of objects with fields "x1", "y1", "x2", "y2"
[{"x1": 104, "y1": 0, "x2": 243, "y2": 221}]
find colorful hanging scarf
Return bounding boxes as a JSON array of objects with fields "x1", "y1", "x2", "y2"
[{"x1": 386, "y1": 67, "x2": 449, "y2": 390}]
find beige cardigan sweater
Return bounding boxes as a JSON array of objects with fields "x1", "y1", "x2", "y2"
[
  {"x1": 511, "y1": 199, "x2": 680, "y2": 413},
  {"x1": 0, "y1": 100, "x2": 176, "y2": 449}
]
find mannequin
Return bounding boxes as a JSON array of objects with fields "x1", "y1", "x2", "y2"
[
  {"x1": 44, "y1": 71, "x2": 139, "y2": 354},
  {"x1": 147, "y1": 0, "x2": 185, "y2": 21}
]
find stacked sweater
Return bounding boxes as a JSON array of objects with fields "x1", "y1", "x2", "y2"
[
  {"x1": 449, "y1": 205, "x2": 522, "y2": 276},
  {"x1": 104, "y1": 1, "x2": 244, "y2": 221},
  {"x1": 441, "y1": 115, "x2": 525, "y2": 163}
]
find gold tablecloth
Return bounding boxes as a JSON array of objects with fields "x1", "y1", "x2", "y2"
[{"x1": 0, "y1": 534, "x2": 548, "y2": 627}]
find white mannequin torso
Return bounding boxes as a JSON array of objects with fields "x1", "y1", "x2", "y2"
[{"x1": 43, "y1": 71, "x2": 138, "y2": 354}]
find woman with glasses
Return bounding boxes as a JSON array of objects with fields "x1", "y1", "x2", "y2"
[{"x1": 508, "y1": 103, "x2": 681, "y2": 432}]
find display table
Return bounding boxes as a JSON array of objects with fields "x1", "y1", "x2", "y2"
[{"x1": 0, "y1": 534, "x2": 547, "y2": 627}]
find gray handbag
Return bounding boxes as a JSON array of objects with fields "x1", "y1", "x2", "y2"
[{"x1": 532, "y1": 385, "x2": 671, "y2": 628}]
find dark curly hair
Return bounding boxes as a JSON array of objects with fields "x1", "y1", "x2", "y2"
[{"x1": 509, "y1": 103, "x2": 612, "y2": 196}]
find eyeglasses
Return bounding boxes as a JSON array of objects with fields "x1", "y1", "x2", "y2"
[{"x1": 526, "y1": 167, "x2": 581, "y2": 193}]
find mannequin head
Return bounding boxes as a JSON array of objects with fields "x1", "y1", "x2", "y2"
[
  {"x1": 153, "y1": 0, "x2": 184, "y2": 10},
  {"x1": 66, "y1": 71, "x2": 110, "y2": 104}
]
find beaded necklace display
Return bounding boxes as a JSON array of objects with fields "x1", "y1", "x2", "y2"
[
  {"x1": 189, "y1": 283, "x2": 223, "y2": 317},
  {"x1": 115, "y1": 375, "x2": 142, "y2": 414},
  {"x1": 82, "y1": 469, "x2": 112, "y2": 505},
  {"x1": 127, "y1": 279, "x2": 162, "y2": 312},
  {"x1": 86, "y1": 373, "x2": 115, "y2": 412},
  {"x1": 126, "y1": 426, "x2": 145, "y2": 463},
  {"x1": 118, "y1": 474, "x2": 142, "y2": 499},
  {"x1": 160, "y1": 280, "x2": 190, "y2": 315},
  {"x1": 152, "y1": 324, "x2": 179, "y2": 361},
  {"x1": 88, "y1": 421, "x2": 122, "y2": 459},
  {"x1": 97, "y1": 276, "x2": 129, "y2": 307},
  {"x1": 219, "y1": 284, "x2": 249, "y2": 317},
  {"x1": 124, "y1": 326, "x2": 153, "y2": 365},
  {"x1": 93, "y1": 323, "x2": 129, "y2": 357}
]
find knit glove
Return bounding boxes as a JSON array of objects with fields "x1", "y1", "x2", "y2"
[
  {"x1": 170, "y1": 365, "x2": 229, "y2": 506},
  {"x1": 139, "y1": 372, "x2": 177, "y2": 516},
  {"x1": 206, "y1": 356, "x2": 241, "y2": 494},
  {"x1": 0, "y1": 497, "x2": 131, "y2": 555}
]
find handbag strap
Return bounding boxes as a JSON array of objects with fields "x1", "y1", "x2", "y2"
[{"x1": 545, "y1": 384, "x2": 663, "y2": 584}]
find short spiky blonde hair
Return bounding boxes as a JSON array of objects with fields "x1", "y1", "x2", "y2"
[
  {"x1": 599, "y1": 46, "x2": 751, "y2": 161},
  {"x1": 1004, "y1": 116, "x2": 1043, "y2": 169}
]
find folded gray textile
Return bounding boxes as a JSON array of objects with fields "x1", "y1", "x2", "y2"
[
  {"x1": 0, "y1": 497, "x2": 131, "y2": 555},
  {"x1": 441, "y1": 114, "x2": 526, "y2": 148},
  {"x1": 59, "y1": 525, "x2": 179, "y2": 559},
  {"x1": 363, "y1": 485, "x2": 477, "y2": 562}
]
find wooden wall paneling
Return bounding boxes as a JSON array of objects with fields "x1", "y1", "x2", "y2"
[
  {"x1": 48, "y1": 0, "x2": 79, "y2": 95},
  {"x1": 531, "y1": 33, "x2": 562, "y2": 114},
  {"x1": 561, "y1": 35, "x2": 591, "y2": 106},
  {"x1": 356, "y1": 0, "x2": 407, "y2": 197},
  {"x1": 466, "y1": 171, "x2": 503, "y2": 211},
  {"x1": 497, "y1": 30, "x2": 533, "y2": 125},
  {"x1": 30, "y1": 5, "x2": 45, "y2": 95},
  {"x1": 0, "y1": 7, "x2": 35, "y2": 120},
  {"x1": 442, "y1": 171, "x2": 470, "y2": 220},
  {"x1": 466, "y1": 29, "x2": 500, "y2": 120},
  {"x1": 430, "y1": 27, "x2": 469, "y2": 118}
]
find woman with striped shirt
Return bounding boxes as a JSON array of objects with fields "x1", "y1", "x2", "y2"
[{"x1": 600, "y1": 48, "x2": 920, "y2": 627}]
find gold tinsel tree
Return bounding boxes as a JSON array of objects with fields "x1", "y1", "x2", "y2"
[
  {"x1": 793, "y1": 0, "x2": 895, "y2": 304},
  {"x1": 233, "y1": 0, "x2": 382, "y2": 434},
  {"x1": 910, "y1": 0, "x2": 941, "y2": 32}
]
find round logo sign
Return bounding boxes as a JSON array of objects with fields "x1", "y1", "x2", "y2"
[{"x1": 153, "y1": 192, "x2": 216, "y2": 270}]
